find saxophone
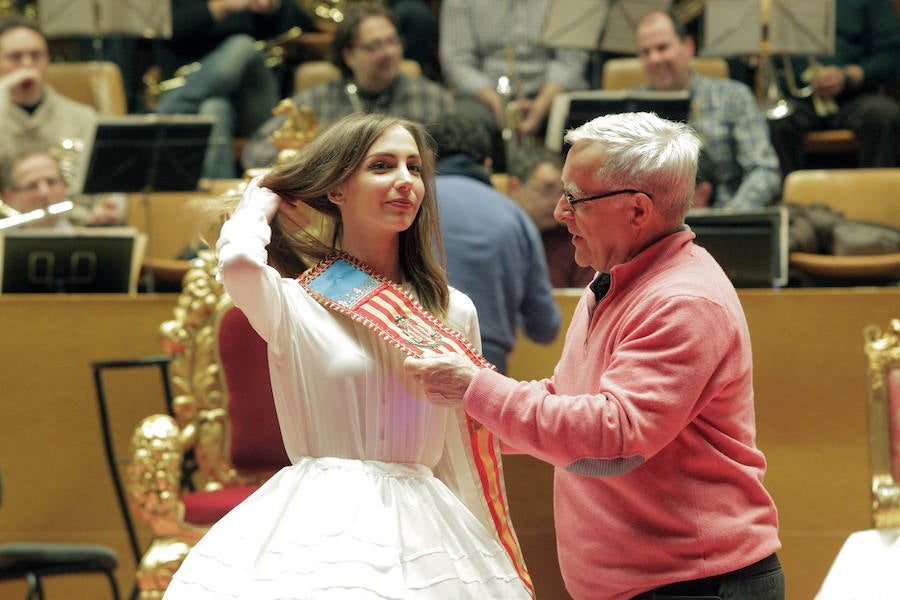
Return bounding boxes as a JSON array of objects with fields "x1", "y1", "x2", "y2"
[{"x1": 496, "y1": 45, "x2": 531, "y2": 167}]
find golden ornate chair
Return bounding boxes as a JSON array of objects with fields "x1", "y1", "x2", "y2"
[
  {"x1": 126, "y1": 250, "x2": 289, "y2": 598},
  {"x1": 864, "y1": 318, "x2": 900, "y2": 529},
  {"x1": 815, "y1": 319, "x2": 900, "y2": 598}
]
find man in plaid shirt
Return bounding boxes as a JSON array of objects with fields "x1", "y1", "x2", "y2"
[
  {"x1": 636, "y1": 11, "x2": 781, "y2": 211},
  {"x1": 242, "y1": 4, "x2": 455, "y2": 171}
]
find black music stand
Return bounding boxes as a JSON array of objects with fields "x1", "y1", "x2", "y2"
[
  {"x1": 82, "y1": 115, "x2": 214, "y2": 194},
  {"x1": 91, "y1": 355, "x2": 174, "y2": 600}
]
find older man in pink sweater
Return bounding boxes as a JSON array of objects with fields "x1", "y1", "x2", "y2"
[{"x1": 407, "y1": 112, "x2": 783, "y2": 600}]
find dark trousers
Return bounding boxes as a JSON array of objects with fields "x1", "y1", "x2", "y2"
[
  {"x1": 768, "y1": 94, "x2": 900, "y2": 174},
  {"x1": 631, "y1": 553, "x2": 784, "y2": 600}
]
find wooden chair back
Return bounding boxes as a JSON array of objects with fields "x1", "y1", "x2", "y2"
[
  {"x1": 601, "y1": 56, "x2": 729, "y2": 90},
  {"x1": 783, "y1": 169, "x2": 900, "y2": 280},
  {"x1": 46, "y1": 61, "x2": 128, "y2": 116}
]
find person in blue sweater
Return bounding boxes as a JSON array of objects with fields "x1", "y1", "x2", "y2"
[{"x1": 429, "y1": 113, "x2": 560, "y2": 373}]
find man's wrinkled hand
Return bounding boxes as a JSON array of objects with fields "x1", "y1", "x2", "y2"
[{"x1": 404, "y1": 353, "x2": 480, "y2": 409}]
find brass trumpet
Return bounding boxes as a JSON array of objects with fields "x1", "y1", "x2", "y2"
[
  {"x1": 758, "y1": 55, "x2": 794, "y2": 120},
  {"x1": 760, "y1": 54, "x2": 838, "y2": 120},
  {"x1": 300, "y1": 0, "x2": 348, "y2": 31}
]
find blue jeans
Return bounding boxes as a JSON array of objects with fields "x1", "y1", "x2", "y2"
[{"x1": 155, "y1": 34, "x2": 279, "y2": 179}]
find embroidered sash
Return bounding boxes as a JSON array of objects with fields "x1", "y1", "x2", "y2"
[{"x1": 298, "y1": 253, "x2": 534, "y2": 597}]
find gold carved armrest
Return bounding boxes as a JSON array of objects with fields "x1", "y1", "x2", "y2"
[
  {"x1": 127, "y1": 414, "x2": 206, "y2": 544},
  {"x1": 864, "y1": 318, "x2": 900, "y2": 529}
]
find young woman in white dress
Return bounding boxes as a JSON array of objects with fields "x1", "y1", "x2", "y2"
[{"x1": 163, "y1": 113, "x2": 533, "y2": 599}]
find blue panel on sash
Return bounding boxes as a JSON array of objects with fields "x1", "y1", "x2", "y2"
[{"x1": 306, "y1": 259, "x2": 380, "y2": 307}]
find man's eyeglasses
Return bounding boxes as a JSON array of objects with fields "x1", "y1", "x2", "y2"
[
  {"x1": 355, "y1": 36, "x2": 401, "y2": 54},
  {"x1": 525, "y1": 180, "x2": 564, "y2": 198},
  {"x1": 14, "y1": 177, "x2": 65, "y2": 193},
  {"x1": 563, "y1": 189, "x2": 652, "y2": 208}
]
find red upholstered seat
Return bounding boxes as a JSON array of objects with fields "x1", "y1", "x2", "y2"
[
  {"x1": 218, "y1": 306, "x2": 289, "y2": 472},
  {"x1": 890, "y1": 369, "x2": 900, "y2": 485},
  {"x1": 182, "y1": 486, "x2": 262, "y2": 525}
]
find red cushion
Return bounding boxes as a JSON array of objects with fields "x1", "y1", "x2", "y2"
[
  {"x1": 889, "y1": 369, "x2": 900, "y2": 484},
  {"x1": 218, "y1": 307, "x2": 290, "y2": 471},
  {"x1": 182, "y1": 486, "x2": 261, "y2": 525}
]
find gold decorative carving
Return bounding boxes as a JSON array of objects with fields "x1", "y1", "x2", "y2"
[
  {"x1": 126, "y1": 250, "x2": 276, "y2": 598},
  {"x1": 270, "y1": 98, "x2": 319, "y2": 165},
  {"x1": 134, "y1": 537, "x2": 194, "y2": 599},
  {"x1": 863, "y1": 318, "x2": 900, "y2": 529}
]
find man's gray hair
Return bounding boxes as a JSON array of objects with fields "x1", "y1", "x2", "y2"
[{"x1": 564, "y1": 112, "x2": 701, "y2": 222}]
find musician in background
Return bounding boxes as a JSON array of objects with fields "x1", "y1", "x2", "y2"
[
  {"x1": 635, "y1": 10, "x2": 781, "y2": 211},
  {"x1": 153, "y1": 0, "x2": 317, "y2": 179},
  {"x1": 507, "y1": 145, "x2": 594, "y2": 289},
  {"x1": 438, "y1": 0, "x2": 589, "y2": 171},
  {"x1": 431, "y1": 112, "x2": 560, "y2": 374},
  {"x1": 241, "y1": 3, "x2": 455, "y2": 171},
  {"x1": 1, "y1": 149, "x2": 123, "y2": 228},
  {"x1": 767, "y1": 0, "x2": 900, "y2": 174},
  {"x1": 0, "y1": 17, "x2": 96, "y2": 178}
]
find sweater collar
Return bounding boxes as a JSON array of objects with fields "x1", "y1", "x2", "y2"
[{"x1": 592, "y1": 228, "x2": 695, "y2": 303}]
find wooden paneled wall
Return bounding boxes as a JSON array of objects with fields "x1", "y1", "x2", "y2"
[{"x1": 1, "y1": 287, "x2": 898, "y2": 599}]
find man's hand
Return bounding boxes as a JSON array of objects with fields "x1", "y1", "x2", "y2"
[
  {"x1": 812, "y1": 65, "x2": 847, "y2": 100},
  {"x1": 404, "y1": 353, "x2": 480, "y2": 409},
  {"x1": 88, "y1": 199, "x2": 124, "y2": 226},
  {"x1": 0, "y1": 68, "x2": 40, "y2": 100}
]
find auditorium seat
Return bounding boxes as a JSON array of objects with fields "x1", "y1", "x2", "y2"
[
  {"x1": 783, "y1": 168, "x2": 900, "y2": 283},
  {"x1": 46, "y1": 61, "x2": 128, "y2": 116},
  {"x1": 601, "y1": 56, "x2": 729, "y2": 90}
]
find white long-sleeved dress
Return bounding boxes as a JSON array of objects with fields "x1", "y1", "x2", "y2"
[{"x1": 163, "y1": 204, "x2": 531, "y2": 599}]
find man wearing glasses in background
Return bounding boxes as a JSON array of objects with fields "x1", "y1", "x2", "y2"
[
  {"x1": 1, "y1": 149, "x2": 122, "y2": 228},
  {"x1": 507, "y1": 145, "x2": 594, "y2": 288},
  {"x1": 406, "y1": 112, "x2": 784, "y2": 600},
  {"x1": 242, "y1": 3, "x2": 455, "y2": 171}
]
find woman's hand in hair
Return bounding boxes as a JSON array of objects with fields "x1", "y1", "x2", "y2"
[{"x1": 238, "y1": 176, "x2": 282, "y2": 223}]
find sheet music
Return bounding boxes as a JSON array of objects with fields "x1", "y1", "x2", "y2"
[
  {"x1": 599, "y1": 0, "x2": 672, "y2": 54},
  {"x1": 701, "y1": 0, "x2": 762, "y2": 56},
  {"x1": 769, "y1": 0, "x2": 835, "y2": 55},
  {"x1": 539, "y1": 0, "x2": 611, "y2": 49},
  {"x1": 37, "y1": 0, "x2": 172, "y2": 38}
]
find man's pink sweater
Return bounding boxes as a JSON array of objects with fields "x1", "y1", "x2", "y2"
[{"x1": 466, "y1": 230, "x2": 781, "y2": 600}]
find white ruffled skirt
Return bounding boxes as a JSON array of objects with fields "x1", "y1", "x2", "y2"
[{"x1": 163, "y1": 456, "x2": 531, "y2": 599}]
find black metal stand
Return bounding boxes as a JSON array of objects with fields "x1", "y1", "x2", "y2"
[{"x1": 91, "y1": 355, "x2": 173, "y2": 600}]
